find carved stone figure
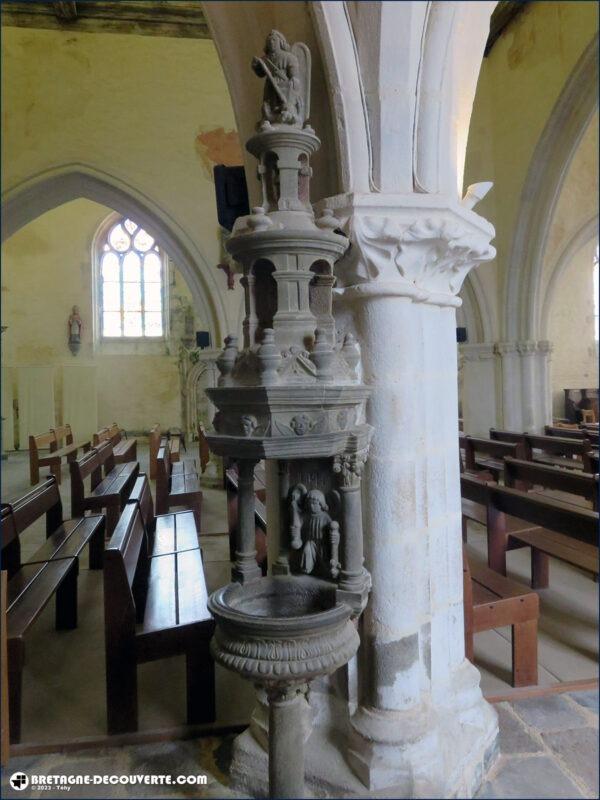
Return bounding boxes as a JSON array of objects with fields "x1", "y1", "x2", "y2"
[
  {"x1": 289, "y1": 486, "x2": 339, "y2": 577},
  {"x1": 252, "y1": 30, "x2": 310, "y2": 127},
  {"x1": 68, "y1": 305, "x2": 82, "y2": 356},
  {"x1": 290, "y1": 414, "x2": 312, "y2": 436},
  {"x1": 241, "y1": 414, "x2": 258, "y2": 437}
]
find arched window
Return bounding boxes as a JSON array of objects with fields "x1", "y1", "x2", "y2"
[
  {"x1": 594, "y1": 243, "x2": 599, "y2": 342},
  {"x1": 99, "y1": 217, "x2": 166, "y2": 338}
]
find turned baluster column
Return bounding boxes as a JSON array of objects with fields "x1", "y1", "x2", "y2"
[
  {"x1": 267, "y1": 684, "x2": 308, "y2": 799},
  {"x1": 232, "y1": 458, "x2": 262, "y2": 584},
  {"x1": 334, "y1": 452, "x2": 369, "y2": 595}
]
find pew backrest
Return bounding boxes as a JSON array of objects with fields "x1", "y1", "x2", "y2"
[
  {"x1": 104, "y1": 503, "x2": 148, "y2": 637},
  {"x1": 464, "y1": 436, "x2": 522, "y2": 471},
  {"x1": 93, "y1": 427, "x2": 110, "y2": 446},
  {"x1": 51, "y1": 425, "x2": 74, "y2": 451},
  {"x1": 5, "y1": 477, "x2": 63, "y2": 536},
  {"x1": 460, "y1": 474, "x2": 598, "y2": 546},
  {"x1": 29, "y1": 431, "x2": 56, "y2": 458},
  {"x1": 504, "y1": 457, "x2": 598, "y2": 510},
  {"x1": 70, "y1": 441, "x2": 115, "y2": 514},
  {"x1": 149, "y1": 424, "x2": 161, "y2": 480},
  {"x1": 489, "y1": 429, "x2": 525, "y2": 445},
  {"x1": 126, "y1": 474, "x2": 155, "y2": 534},
  {"x1": 544, "y1": 425, "x2": 590, "y2": 441},
  {"x1": 524, "y1": 433, "x2": 588, "y2": 459},
  {"x1": 198, "y1": 424, "x2": 210, "y2": 474},
  {"x1": 156, "y1": 445, "x2": 171, "y2": 505}
]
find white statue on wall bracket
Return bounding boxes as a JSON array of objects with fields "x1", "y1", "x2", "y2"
[{"x1": 68, "y1": 305, "x2": 82, "y2": 356}]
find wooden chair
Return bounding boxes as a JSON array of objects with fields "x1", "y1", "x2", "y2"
[
  {"x1": 70, "y1": 442, "x2": 138, "y2": 536},
  {"x1": 156, "y1": 445, "x2": 202, "y2": 530},
  {"x1": 29, "y1": 425, "x2": 90, "y2": 485},
  {"x1": 463, "y1": 547, "x2": 539, "y2": 687},
  {"x1": 104, "y1": 503, "x2": 214, "y2": 734}
]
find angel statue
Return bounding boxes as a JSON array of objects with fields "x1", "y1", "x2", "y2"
[
  {"x1": 252, "y1": 30, "x2": 311, "y2": 128},
  {"x1": 289, "y1": 485, "x2": 341, "y2": 578}
]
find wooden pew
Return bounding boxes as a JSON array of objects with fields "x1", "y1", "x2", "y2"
[
  {"x1": 461, "y1": 474, "x2": 598, "y2": 588},
  {"x1": 463, "y1": 436, "x2": 524, "y2": 481},
  {"x1": 584, "y1": 450, "x2": 599, "y2": 473},
  {"x1": 2, "y1": 477, "x2": 105, "y2": 578},
  {"x1": 29, "y1": 425, "x2": 90, "y2": 486},
  {"x1": 93, "y1": 423, "x2": 137, "y2": 464},
  {"x1": 463, "y1": 548, "x2": 539, "y2": 687},
  {"x1": 156, "y1": 445, "x2": 202, "y2": 530},
  {"x1": 70, "y1": 442, "x2": 139, "y2": 536},
  {"x1": 104, "y1": 502, "x2": 214, "y2": 734},
  {"x1": 544, "y1": 425, "x2": 590, "y2": 441},
  {"x1": 491, "y1": 429, "x2": 590, "y2": 471},
  {"x1": 149, "y1": 423, "x2": 161, "y2": 480},
  {"x1": 150, "y1": 425, "x2": 193, "y2": 478},
  {"x1": 1, "y1": 507, "x2": 79, "y2": 742},
  {"x1": 126, "y1": 475, "x2": 200, "y2": 557},
  {"x1": 504, "y1": 457, "x2": 598, "y2": 510},
  {"x1": 198, "y1": 424, "x2": 211, "y2": 474}
]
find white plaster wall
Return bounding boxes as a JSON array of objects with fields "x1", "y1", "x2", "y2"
[{"x1": 547, "y1": 238, "x2": 598, "y2": 418}]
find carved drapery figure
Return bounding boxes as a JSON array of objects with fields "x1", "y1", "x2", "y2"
[
  {"x1": 252, "y1": 30, "x2": 310, "y2": 128},
  {"x1": 289, "y1": 486, "x2": 340, "y2": 577},
  {"x1": 68, "y1": 304, "x2": 82, "y2": 356}
]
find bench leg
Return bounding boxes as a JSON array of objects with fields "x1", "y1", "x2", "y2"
[
  {"x1": 512, "y1": 619, "x2": 538, "y2": 687},
  {"x1": 30, "y1": 457, "x2": 39, "y2": 486},
  {"x1": 186, "y1": 643, "x2": 215, "y2": 725},
  {"x1": 89, "y1": 516, "x2": 106, "y2": 570},
  {"x1": 8, "y1": 639, "x2": 24, "y2": 744},
  {"x1": 487, "y1": 507, "x2": 508, "y2": 576},
  {"x1": 56, "y1": 562, "x2": 78, "y2": 630},
  {"x1": 106, "y1": 655, "x2": 138, "y2": 734},
  {"x1": 531, "y1": 549, "x2": 550, "y2": 589},
  {"x1": 50, "y1": 461, "x2": 62, "y2": 485}
]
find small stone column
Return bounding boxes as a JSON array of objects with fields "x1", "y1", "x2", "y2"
[
  {"x1": 334, "y1": 452, "x2": 368, "y2": 595},
  {"x1": 232, "y1": 459, "x2": 262, "y2": 584},
  {"x1": 322, "y1": 193, "x2": 499, "y2": 797},
  {"x1": 495, "y1": 342, "x2": 522, "y2": 430},
  {"x1": 267, "y1": 685, "x2": 308, "y2": 799},
  {"x1": 518, "y1": 340, "x2": 538, "y2": 432}
]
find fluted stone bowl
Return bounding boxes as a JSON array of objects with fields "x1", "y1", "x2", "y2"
[{"x1": 208, "y1": 575, "x2": 359, "y2": 687}]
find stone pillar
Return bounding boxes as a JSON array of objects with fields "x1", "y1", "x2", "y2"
[
  {"x1": 322, "y1": 193, "x2": 498, "y2": 798},
  {"x1": 517, "y1": 340, "x2": 538, "y2": 432},
  {"x1": 232, "y1": 459, "x2": 262, "y2": 584},
  {"x1": 267, "y1": 685, "x2": 308, "y2": 799},
  {"x1": 460, "y1": 343, "x2": 499, "y2": 436},
  {"x1": 495, "y1": 343, "x2": 522, "y2": 430},
  {"x1": 536, "y1": 340, "x2": 553, "y2": 429}
]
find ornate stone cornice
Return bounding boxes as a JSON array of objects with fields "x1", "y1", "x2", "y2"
[
  {"x1": 494, "y1": 340, "x2": 553, "y2": 357},
  {"x1": 316, "y1": 193, "x2": 496, "y2": 308}
]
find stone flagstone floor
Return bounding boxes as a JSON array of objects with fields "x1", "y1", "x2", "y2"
[{"x1": 1, "y1": 691, "x2": 597, "y2": 799}]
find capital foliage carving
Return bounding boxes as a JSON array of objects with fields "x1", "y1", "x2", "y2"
[
  {"x1": 333, "y1": 450, "x2": 367, "y2": 488},
  {"x1": 337, "y1": 211, "x2": 495, "y2": 304}
]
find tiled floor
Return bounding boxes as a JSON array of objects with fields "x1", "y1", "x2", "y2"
[{"x1": 1, "y1": 691, "x2": 597, "y2": 799}]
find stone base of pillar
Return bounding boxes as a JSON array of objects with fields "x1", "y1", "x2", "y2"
[
  {"x1": 347, "y1": 661, "x2": 498, "y2": 798},
  {"x1": 229, "y1": 662, "x2": 497, "y2": 798}
]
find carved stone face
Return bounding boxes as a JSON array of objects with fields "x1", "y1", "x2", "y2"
[
  {"x1": 241, "y1": 415, "x2": 257, "y2": 437},
  {"x1": 291, "y1": 414, "x2": 311, "y2": 436},
  {"x1": 306, "y1": 489, "x2": 327, "y2": 516}
]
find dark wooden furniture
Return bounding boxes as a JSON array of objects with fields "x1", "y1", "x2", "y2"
[
  {"x1": 104, "y1": 502, "x2": 214, "y2": 734},
  {"x1": 70, "y1": 441, "x2": 139, "y2": 536},
  {"x1": 463, "y1": 549, "x2": 538, "y2": 687},
  {"x1": 463, "y1": 436, "x2": 524, "y2": 481},
  {"x1": 156, "y1": 445, "x2": 202, "y2": 530},
  {"x1": 198, "y1": 424, "x2": 211, "y2": 474},
  {"x1": 564, "y1": 388, "x2": 598, "y2": 424},
  {"x1": 2, "y1": 477, "x2": 105, "y2": 577},
  {"x1": 150, "y1": 424, "x2": 193, "y2": 478},
  {"x1": 29, "y1": 424, "x2": 90, "y2": 485},
  {"x1": 461, "y1": 474, "x2": 598, "y2": 588},
  {"x1": 490, "y1": 430, "x2": 589, "y2": 471},
  {"x1": 0, "y1": 481, "x2": 105, "y2": 743},
  {"x1": 504, "y1": 457, "x2": 598, "y2": 510},
  {"x1": 126, "y1": 474, "x2": 200, "y2": 557},
  {"x1": 93, "y1": 423, "x2": 137, "y2": 464},
  {"x1": 544, "y1": 425, "x2": 590, "y2": 441},
  {"x1": 1, "y1": 571, "x2": 9, "y2": 760}
]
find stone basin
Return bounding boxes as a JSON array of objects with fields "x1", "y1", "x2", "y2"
[{"x1": 208, "y1": 575, "x2": 359, "y2": 686}]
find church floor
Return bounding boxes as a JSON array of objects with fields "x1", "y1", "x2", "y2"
[
  {"x1": 1, "y1": 446, "x2": 598, "y2": 798},
  {"x1": 1, "y1": 692, "x2": 598, "y2": 798}
]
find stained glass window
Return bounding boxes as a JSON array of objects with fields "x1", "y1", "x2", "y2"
[{"x1": 100, "y1": 218, "x2": 165, "y2": 338}]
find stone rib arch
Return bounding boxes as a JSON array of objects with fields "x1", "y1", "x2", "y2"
[
  {"x1": 1, "y1": 163, "x2": 228, "y2": 344},
  {"x1": 504, "y1": 34, "x2": 599, "y2": 342},
  {"x1": 540, "y1": 214, "x2": 599, "y2": 340}
]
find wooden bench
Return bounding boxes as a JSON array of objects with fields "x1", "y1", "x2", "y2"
[
  {"x1": 29, "y1": 425, "x2": 90, "y2": 486},
  {"x1": 150, "y1": 425, "x2": 193, "y2": 479},
  {"x1": 461, "y1": 474, "x2": 598, "y2": 588},
  {"x1": 126, "y1": 474, "x2": 200, "y2": 557},
  {"x1": 544, "y1": 425, "x2": 590, "y2": 441},
  {"x1": 504, "y1": 457, "x2": 598, "y2": 510},
  {"x1": 70, "y1": 442, "x2": 139, "y2": 536},
  {"x1": 584, "y1": 450, "x2": 599, "y2": 473},
  {"x1": 104, "y1": 502, "x2": 214, "y2": 734},
  {"x1": 463, "y1": 436, "x2": 524, "y2": 481},
  {"x1": 491, "y1": 429, "x2": 590, "y2": 471},
  {"x1": 463, "y1": 549, "x2": 539, "y2": 687},
  {"x1": 156, "y1": 445, "x2": 202, "y2": 530},
  {"x1": 198, "y1": 424, "x2": 211, "y2": 474},
  {"x1": 93, "y1": 423, "x2": 137, "y2": 465}
]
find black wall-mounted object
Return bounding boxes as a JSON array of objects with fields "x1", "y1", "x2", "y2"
[
  {"x1": 456, "y1": 327, "x2": 468, "y2": 343},
  {"x1": 214, "y1": 165, "x2": 250, "y2": 232},
  {"x1": 196, "y1": 331, "x2": 211, "y2": 349}
]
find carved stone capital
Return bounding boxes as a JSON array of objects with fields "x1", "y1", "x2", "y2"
[
  {"x1": 516, "y1": 340, "x2": 538, "y2": 356},
  {"x1": 316, "y1": 193, "x2": 495, "y2": 307},
  {"x1": 537, "y1": 339, "x2": 553, "y2": 355},
  {"x1": 459, "y1": 343, "x2": 495, "y2": 362},
  {"x1": 333, "y1": 450, "x2": 368, "y2": 488},
  {"x1": 494, "y1": 342, "x2": 519, "y2": 357}
]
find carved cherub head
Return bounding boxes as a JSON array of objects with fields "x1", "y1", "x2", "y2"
[
  {"x1": 241, "y1": 414, "x2": 258, "y2": 437},
  {"x1": 290, "y1": 414, "x2": 312, "y2": 436}
]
